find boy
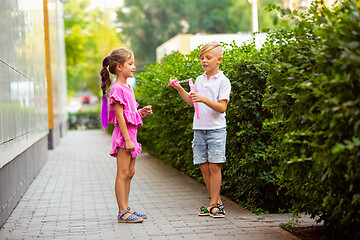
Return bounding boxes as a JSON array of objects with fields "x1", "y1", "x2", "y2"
[{"x1": 169, "y1": 41, "x2": 231, "y2": 218}]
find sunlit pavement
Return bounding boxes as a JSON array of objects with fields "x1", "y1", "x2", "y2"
[{"x1": 0, "y1": 130, "x2": 318, "y2": 239}]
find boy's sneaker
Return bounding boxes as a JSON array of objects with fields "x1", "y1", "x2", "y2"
[
  {"x1": 199, "y1": 206, "x2": 210, "y2": 216},
  {"x1": 209, "y1": 204, "x2": 225, "y2": 218}
]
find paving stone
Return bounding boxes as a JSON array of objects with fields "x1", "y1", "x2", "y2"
[{"x1": 0, "y1": 130, "x2": 319, "y2": 240}]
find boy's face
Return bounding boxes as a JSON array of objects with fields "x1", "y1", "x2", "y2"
[{"x1": 200, "y1": 48, "x2": 222, "y2": 74}]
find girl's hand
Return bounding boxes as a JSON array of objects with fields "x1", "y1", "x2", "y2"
[
  {"x1": 139, "y1": 105, "x2": 153, "y2": 117},
  {"x1": 141, "y1": 105, "x2": 153, "y2": 117},
  {"x1": 125, "y1": 139, "x2": 135, "y2": 153},
  {"x1": 190, "y1": 92, "x2": 203, "y2": 103}
]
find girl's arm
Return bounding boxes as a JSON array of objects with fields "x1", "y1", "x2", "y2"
[
  {"x1": 190, "y1": 92, "x2": 228, "y2": 113},
  {"x1": 138, "y1": 105, "x2": 153, "y2": 117},
  {"x1": 114, "y1": 102, "x2": 135, "y2": 152},
  {"x1": 170, "y1": 79, "x2": 192, "y2": 105}
]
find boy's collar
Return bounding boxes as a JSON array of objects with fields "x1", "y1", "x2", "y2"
[{"x1": 202, "y1": 71, "x2": 223, "y2": 79}]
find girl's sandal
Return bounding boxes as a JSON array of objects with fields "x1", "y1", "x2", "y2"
[
  {"x1": 118, "y1": 210, "x2": 143, "y2": 223},
  {"x1": 127, "y1": 207, "x2": 147, "y2": 219},
  {"x1": 198, "y1": 206, "x2": 210, "y2": 216},
  {"x1": 209, "y1": 204, "x2": 225, "y2": 218}
]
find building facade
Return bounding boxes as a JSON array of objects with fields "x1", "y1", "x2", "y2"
[
  {"x1": 283, "y1": 0, "x2": 341, "y2": 10},
  {"x1": 156, "y1": 0, "x2": 344, "y2": 62},
  {"x1": 156, "y1": 33, "x2": 267, "y2": 62},
  {"x1": 0, "y1": 0, "x2": 67, "y2": 226}
]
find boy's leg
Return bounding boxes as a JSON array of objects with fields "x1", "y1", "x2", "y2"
[
  {"x1": 199, "y1": 162, "x2": 210, "y2": 192},
  {"x1": 200, "y1": 162, "x2": 223, "y2": 205},
  {"x1": 208, "y1": 163, "x2": 222, "y2": 206},
  {"x1": 206, "y1": 128, "x2": 226, "y2": 206},
  {"x1": 193, "y1": 130, "x2": 211, "y2": 205}
]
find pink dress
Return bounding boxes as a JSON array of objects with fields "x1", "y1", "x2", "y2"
[{"x1": 108, "y1": 82, "x2": 143, "y2": 158}]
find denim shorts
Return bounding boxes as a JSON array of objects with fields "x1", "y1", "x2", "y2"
[{"x1": 192, "y1": 128, "x2": 227, "y2": 165}]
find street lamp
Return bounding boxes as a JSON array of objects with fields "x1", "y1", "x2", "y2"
[{"x1": 247, "y1": 0, "x2": 258, "y2": 37}]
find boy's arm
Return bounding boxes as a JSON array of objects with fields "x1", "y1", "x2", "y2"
[
  {"x1": 190, "y1": 92, "x2": 228, "y2": 113},
  {"x1": 169, "y1": 79, "x2": 193, "y2": 105},
  {"x1": 191, "y1": 78, "x2": 231, "y2": 113}
]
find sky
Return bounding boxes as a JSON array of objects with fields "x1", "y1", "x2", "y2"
[{"x1": 88, "y1": 0, "x2": 124, "y2": 10}]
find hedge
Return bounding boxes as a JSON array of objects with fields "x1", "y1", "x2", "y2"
[
  {"x1": 69, "y1": 110, "x2": 101, "y2": 129},
  {"x1": 136, "y1": 42, "x2": 286, "y2": 212},
  {"x1": 262, "y1": 1, "x2": 360, "y2": 237},
  {"x1": 135, "y1": 1, "x2": 359, "y2": 237}
]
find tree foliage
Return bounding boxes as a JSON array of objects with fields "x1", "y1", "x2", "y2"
[
  {"x1": 116, "y1": 0, "x2": 282, "y2": 71},
  {"x1": 64, "y1": 0, "x2": 124, "y2": 97},
  {"x1": 228, "y1": 0, "x2": 282, "y2": 32}
]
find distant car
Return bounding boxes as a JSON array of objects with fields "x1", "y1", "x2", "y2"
[
  {"x1": 68, "y1": 100, "x2": 82, "y2": 113},
  {"x1": 81, "y1": 95, "x2": 90, "y2": 104}
]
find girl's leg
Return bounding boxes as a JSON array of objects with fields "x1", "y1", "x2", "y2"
[
  {"x1": 125, "y1": 157, "x2": 136, "y2": 209},
  {"x1": 115, "y1": 148, "x2": 132, "y2": 214}
]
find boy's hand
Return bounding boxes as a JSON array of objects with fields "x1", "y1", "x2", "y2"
[
  {"x1": 168, "y1": 78, "x2": 179, "y2": 88},
  {"x1": 168, "y1": 78, "x2": 193, "y2": 105},
  {"x1": 190, "y1": 92, "x2": 203, "y2": 103}
]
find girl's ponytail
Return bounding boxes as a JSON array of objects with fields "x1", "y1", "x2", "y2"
[
  {"x1": 99, "y1": 49, "x2": 132, "y2": 130},
  {"x1": 100, "y1": 56, "x2": 111, "y2": 130}
]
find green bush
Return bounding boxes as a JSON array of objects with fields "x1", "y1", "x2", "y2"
[
  {"x1": 136, "y1": 49, "x2": 203, "y2": 179},
  {"x1": 221, "y1": 43, "x2": 285, "y2": 211},
  {"x1": 135, "y1": 0, "x2": 360, "y2": 237},
  {"x1": 69, "y1": 109, "x2": 102, "y2": 129},
  {"x1": 136, "y1": 42, "x2": 283, "y2": 211},
  {"x1": 262, "y1": 1, "x2": 360, "y2": 237}
]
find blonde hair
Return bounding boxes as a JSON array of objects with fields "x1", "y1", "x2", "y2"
[
  {"x1": 199, "y1": 41, "x2": 223, "y2": 58},
  {"x1": 100, "y1": 48, "x2": 133, "y2": 93}
]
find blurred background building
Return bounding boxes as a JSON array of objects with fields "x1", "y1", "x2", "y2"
[
  {"x1": 0, "y1": 0, "x2": 67, "y2": 226},
  {"x1": 283, "y1": 0, "x2": 341, "y2": 10},
  {"x1": 156, "y1": 33, "x2": 267, "y2": 63},
  {"x1": 156, "y1": 0, "x2": 342, "y2": 62}
]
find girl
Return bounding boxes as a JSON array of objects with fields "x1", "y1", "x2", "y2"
[{"x1": 100, "y1": 48, "x2": 152, "y2": 223}]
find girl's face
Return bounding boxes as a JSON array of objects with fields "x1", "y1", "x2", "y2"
[
  {"x1": 200, "y1": 49, "x2": 222, "y2": 75},
  {"x1": 118, "y1": 55, "x2": 136, "y2": 79}
]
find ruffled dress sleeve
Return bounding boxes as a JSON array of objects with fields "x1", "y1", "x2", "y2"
[{"x1": 122, "y1": 110, "x2": 142, "y2": 127}]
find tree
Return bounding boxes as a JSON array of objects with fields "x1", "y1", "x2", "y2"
[
  {"x1": 228, "y1": 0, "x2": 283, "y2": 32},
  {"x1": 116, "y1": 0, "x2": 283, "y2": 71},
  {"x1": 64, "y1": 0, "x2": 124, "y2": 97},
  {"x1": 116, "y1": 0, "x2": 234, "y2": 71}
]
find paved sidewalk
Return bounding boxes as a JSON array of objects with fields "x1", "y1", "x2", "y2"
[{"x1": 0, "y1": 130, "x2": 317, "y2": 239}]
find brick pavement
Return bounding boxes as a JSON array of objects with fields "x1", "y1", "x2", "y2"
[{"x1": 0, "y1": 130, "x2": 318, "y2": 239}]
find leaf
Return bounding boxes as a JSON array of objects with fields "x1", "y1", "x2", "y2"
[
  {"x1": 348, "y1": 41, "x2": 360, "y2": 49},
  {"x1": 331, "y1": 143, "x2": 345, "y2": 155},
  {"x1": 352, "y1": 194, "x2": 360, "y2": 205}
]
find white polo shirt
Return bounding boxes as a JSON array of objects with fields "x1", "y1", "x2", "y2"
[{"x1": 193, "y1": 71, "x2": 231, "y2": 130}]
